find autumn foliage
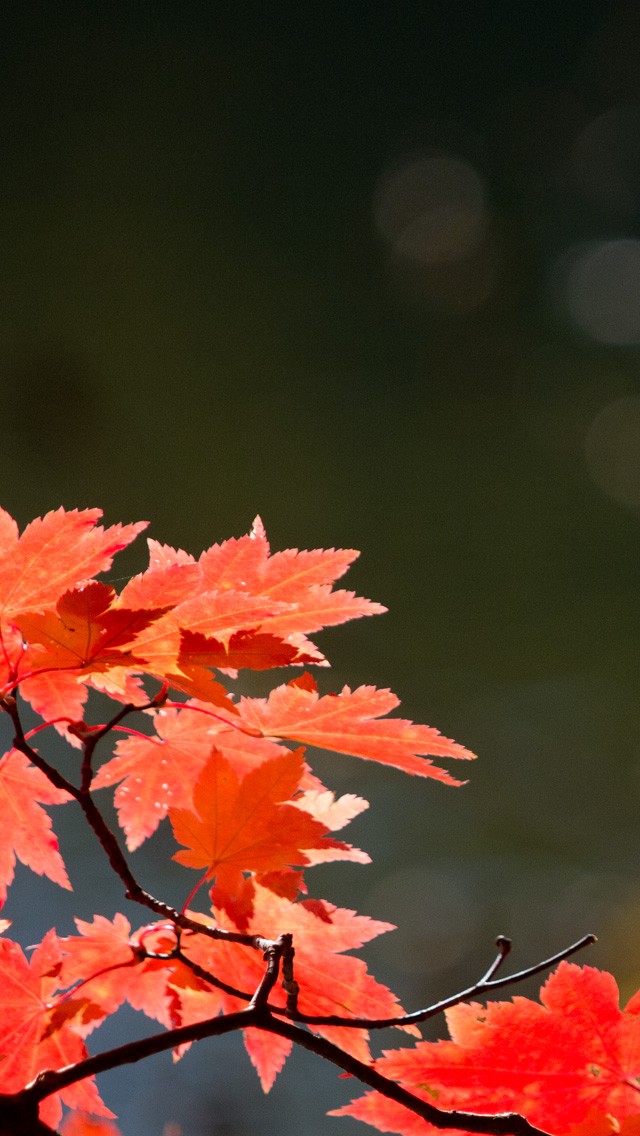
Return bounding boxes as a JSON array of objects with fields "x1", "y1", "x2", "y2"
[{"x1": 0, "y1": 506, "x2": 634, "y2": 1136}]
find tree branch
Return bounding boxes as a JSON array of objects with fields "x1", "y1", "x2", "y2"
[
  {"x1": 158, "y1": 926, "x2": 596, "y2": 1031},
  {"x1": 260, "y1": 1013, "x2": 553, "y2": 1136},
  {"x1": 0, "y1": 693, "x2": 594, "y2": 1136},
  {"x1": 1, "y1": 695, "x2": 284, "y2": 955},
  {"x1": 78, "y1": 693, "x2": 168, "y2": 792},
  {"x1": 270, "y1": 932, "x2": 597, "y2": 1028},
  {"x1": 249, "y1": 934, "x2": 287, "y2": 1009},
  {"x1": 24, "y1": 1007, "x2": 553, "y2": 1136}
]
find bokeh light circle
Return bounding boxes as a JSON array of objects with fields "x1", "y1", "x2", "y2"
[
  {"x1": 567, "y1": 105, "x2": 640, "y2": 216},
  {"x1": 373, "y1": 153, "x2": 487, "y2": 265},
  {"x1": 561, "y1": 239, "x2": 640, "y2": 344}
]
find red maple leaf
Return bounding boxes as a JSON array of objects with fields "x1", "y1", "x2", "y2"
[
  {"x1": 18, "y1": 517, "x2": 389, "y2": 718},
  {"x1": 11, "y1": 584, "x2": 170, "y2": 742},
  {"x1": 196, "y1": 517, "x2": 269, "y2": 590},
  {"x1": 57, "y1": 914, "x2": 178, "y2": 1031},
  {"x1": 194, "y1": 516, "x2": 358, "y2": 601},
  {"x1": 253, "y1": 540, "x2": 360, "y2": 598},
  {"x1": 15, "y1": 583, "x2": 170, "y2": 676},
  {"x1": 0, "y1": 507, "x2": 146, "y2": 620},
  {"x1": 289, "y1": 788, "x2": 370, "y2": 865},
  {"x1": 130, "y1": 591, "x2": 289, "y2": 668},
  {"x1": 334, "y1": 963, "x2": 640, "y2": 1135},
  {"x1": 566, "y1": 1115, "x2": 640, "y2": 1136},
  {"x1": 170, "y1": 749, "x2": 342, "y2": 925},
  {"x1": 232, "y1": 522, "x2": 382, "y2": 636},
  {"x1": 114, "y1": 590, "x2": 289, "y2": 711},
  {"x1": 171, "y1": 886, "x2": 418, "y2": 1091},
  {"x1": 146, "y1": 539, "x2": 197, "y2": 571},
  {"x1": 330, "y1": 1092, "x2": 437, "y2": 1136},
  {"x1": 177, "y1": 628, "x2": 320, "y2": 672},
  {"x1": 253, "y1": 583, "x2": 386, "y2": 638},
  {"x1": 237, "y1": 675, "x2": 475, "y2": 781},
  {"x1": 197, "y1": 518, "x2": 384, "y2": 635},
  {"x1": 0, "y1": 930, "x2": 114, "y2": 1129},
  {"x1": 0, "y1": 748, "x2": 72, "y2": 906}
]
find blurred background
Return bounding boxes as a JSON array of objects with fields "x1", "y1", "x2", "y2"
[{"x1": 2, "y1": 3, "x2": 640, "y2": 1133}]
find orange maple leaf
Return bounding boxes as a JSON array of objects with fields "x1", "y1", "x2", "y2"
[
  {"x1": 237, "y1": 674, "x2": 475, "y2": 781},
  {"x1": 19, "y1": 670, "x2": 90, "y2": 747},
  {"x1": 18, "y1": 581, "x2": 241, "y2": 715},
  {"x1": 170, "y1": 748, "x2": 340, "y2": 925},
  {"x1": 177, "y1": 627, "x2": 320, "y2": 672},
  {"x1": 197, "y1": 518, "x2": 384, "y2": 635},
  {"x1": 123, "y1": 517, "x2": 383, "y2": 670},
  {"x1": 60, "y1": 1113, "x2": 124, "y2": 1136},
  {"x1": 116, "y1": 559, "x2": 202, "y2": 610}
]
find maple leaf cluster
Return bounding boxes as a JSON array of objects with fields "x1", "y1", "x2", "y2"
[{"x1": 0, "y1": 505, "x2": 635, "y2": 1136}]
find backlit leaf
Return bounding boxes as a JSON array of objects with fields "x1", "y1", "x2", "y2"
[{"x1": 238, "y1": 676, "x2": 475, "y2": 781}]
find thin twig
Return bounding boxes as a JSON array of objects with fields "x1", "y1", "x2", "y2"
[
  {"x1": 271, "y1": 932, "x2": 597, "y2": 1028},
  {"x1": 80, "y1": 699, "x2": 154, "y2": 791},
  {"x1": 167, "y1": 928, "x2": 595, "y2": 1029},
  {"x1": 173, "y1": 946, "x2": 255, "y2": 1001},
  {"x1": 478, "y1": 934, "x2": 512, "y2": 983}
]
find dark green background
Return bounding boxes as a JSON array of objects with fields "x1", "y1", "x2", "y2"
[{"x1": 2, "y1": 5, "x2": 640, "y2": 1134}]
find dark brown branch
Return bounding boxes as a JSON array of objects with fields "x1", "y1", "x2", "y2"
[
  {"x1": 249, "y1": 935, "x2": 287, "y2": 1009},
  {"x1": 1, "y1": 694, "x2": 78, "y2": 799},
  {"x1": 173, "y1": 934, "x2": 294, "y2": 1009},
  {"x1": 25, "y1": 1008, "x2": 552, "y2": 1136},
  {"x1": 0, "y1": 1091, "x2": 59, "y2": 1136},
  {"x1": 261, "y1": 1014, "x2": 552, "y2": 1136},
  {"x1": 29, "y1": 1007, "x2": 257, "y2": 1100}
]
